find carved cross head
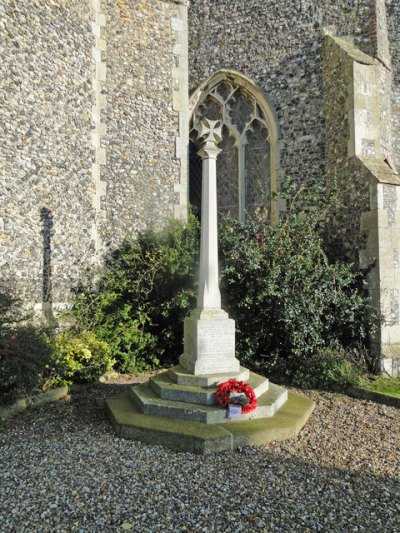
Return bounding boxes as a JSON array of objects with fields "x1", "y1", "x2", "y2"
[{"x1": 197, "y1": 118, "x2": 223, "y2": 146}]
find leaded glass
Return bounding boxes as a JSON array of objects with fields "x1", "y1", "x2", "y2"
[
  {"x1": 216, "y1": 81, "x2": 234, "y2": 102},
  {"x1": 189, "y1": 140, "x2": 202, "y2": 216},
  {"x1": 226, "y1": 88, "x2": 253, "y2": 133},
  {"x1": 217, "y1": 126, "x2": 238, "y2": 218},
  {"x1": 245, "y1": 121, "x2": 270, "y2": 215},
  {"x1": 189, "y1": 79, "x2": 271, "y2": 221},
  {"x1": 197, "y1": 95, "x2": 223, "y2": 122}
]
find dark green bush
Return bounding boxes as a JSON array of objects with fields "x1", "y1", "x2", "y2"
[
  {"x1": 290, "y1": 347, "x2": 365, "y2": 389},
  {"x1": 68, "y1": 208, "x2": 377, "y2": 387},
  {"x1": 0, "y1": 290, "x2": 55, "y2": 404},
  {"x1": 218, "y1": 211, "x2": 378, "y2": 386},
  {"x1": 69, "y1": 217, "x2": 200, "y2": 373}
]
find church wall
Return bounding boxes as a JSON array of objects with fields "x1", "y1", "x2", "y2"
[
  {"x1": 322, "y1": 35, "x2": 372, "y2": 264},
  {"x1": 0, "y1": 0, "x2": 94, "y2": 306},
  {"x1": 101, "y1": 0, "x2": 188, "y2": 250},
  {"x1": 0, "y1": 0, "x2": 188, "y2": 309},
  {"x1": 188, "y1": 0, "x2": 400, "y2": 267},
  {"x1": 189, "y1": 0, "x2": 375, "y2": 196},
  {"x1": 388, "y1": 0, "x2": 400, "y2": 170}
]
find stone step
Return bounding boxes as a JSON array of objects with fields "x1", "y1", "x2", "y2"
[
  {"x1": 149, "y1": 370, "x2": 269, "y2": 406},
  {"x1": 129, "y1": 381, "x2": 287, "y2": 424},
  {"x1": 168, "y1": 364, "x2": 250, "y2": 387},
  {"x1": 106, "y1": 390, "x2": 315, "y2": 454}
]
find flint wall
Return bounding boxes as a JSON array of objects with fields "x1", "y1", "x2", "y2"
[{"x1": 0, "y1": 0, "x2": 187, "y2": 307}]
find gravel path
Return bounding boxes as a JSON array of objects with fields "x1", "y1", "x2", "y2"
[{"x1": 1, "y1": 375, "x2": 399, "y2": 532}]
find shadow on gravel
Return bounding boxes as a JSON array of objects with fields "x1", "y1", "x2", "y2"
[{"x1": 1, "y1": 380, "x2": 399, "y2": 531}]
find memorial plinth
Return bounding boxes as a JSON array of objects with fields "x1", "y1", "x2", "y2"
[
  {"x1": 106, "y1": 118, "x2": 315, "y2": 453},
  {"x1": 180, "y1": 308, "x2": 239, "y2": 375}
]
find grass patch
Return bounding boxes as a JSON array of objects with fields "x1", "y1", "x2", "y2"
[{"x1": 359, "y1": 376, "x2": 400, "y2": 398}]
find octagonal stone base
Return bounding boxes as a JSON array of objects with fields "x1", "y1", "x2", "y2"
[
  {"x1": 106, "y1": 366, "x2": 315, "y2": 454},
  {"x1": 106, "y1": 390, "x2": 314, "y2": 454}
]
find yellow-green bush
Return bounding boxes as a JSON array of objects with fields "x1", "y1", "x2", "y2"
[{"x1": 53, "y1": 330, "x2": 114, "y2": 384}]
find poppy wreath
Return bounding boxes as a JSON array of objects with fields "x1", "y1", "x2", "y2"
[{"x1": 216, "y1": 379, "x2": 257, "y2": 414}]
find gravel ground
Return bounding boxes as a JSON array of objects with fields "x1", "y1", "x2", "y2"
[{"x1": 1, "y1": 374, "x2": 399, "y2": 533}]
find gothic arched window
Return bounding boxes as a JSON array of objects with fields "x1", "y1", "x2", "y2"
[{"x1": 189, "y1": 72, "x2": 277, "y2": 222}]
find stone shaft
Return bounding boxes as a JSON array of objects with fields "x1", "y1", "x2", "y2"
[
  {"x1": 197, "y1": 121, "x2": 222, "y2": 309},
  {"x1": 180, "y1": 118, "x2": 240, "y2": 376}
]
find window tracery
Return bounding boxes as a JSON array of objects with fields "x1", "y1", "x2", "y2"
[{"x1": 189, "y1": 76, "x2": 275, "y2": 222}]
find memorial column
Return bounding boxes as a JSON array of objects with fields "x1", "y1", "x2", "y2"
[{"x1": 179, "y1": 118, "x2": 240, "y2": 376}]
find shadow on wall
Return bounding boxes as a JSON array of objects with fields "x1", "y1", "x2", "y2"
[{"x1": 40, "y1": 207, "x2": 56, "y2": 325}]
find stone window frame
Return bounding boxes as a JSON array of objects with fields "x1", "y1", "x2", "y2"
[{"x1": 189, "y1": 70, "x2": 279, "y2": 222}]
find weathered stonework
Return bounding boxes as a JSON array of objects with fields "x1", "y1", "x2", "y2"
[
  {"x1": 322, "y1": 29, "x2": 400, "y2": 376},
  {"x1": 102, "y1": 0, "x2": 187, "y2": 249},
  {"x1": 322, "y1": 33, "x2": 371, "y2": 264},
  {"x1": 360, "y1": 180, "x2": 400, "y2": 377},
  {"x1": 0, "y1": 0, "x2": 187, "y2": 308},
  {"x1": 91, "y1": 0, "x2": 107, "y2": 262},
  {"x1": 0, "y1": 0, "x2": 94, "y2": 308},
  {"x1": 172, "y1": 2, "x2": 189, "y2": 220},
  {"x1": 1, "y1": 0, "x2": 400, "y2": 374},
  {"x1": 188, "y1": 0, "x2": 399, "y2": 235},
  {"x1": 189, "y1": 0, "x2": 376, "y2": 198},
  {"x1": 388, "y1": 0, "x2": 400, "y2": 171}
]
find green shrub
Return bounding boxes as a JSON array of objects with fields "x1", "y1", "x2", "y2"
[
  {"x1": 52, "y1": 330, "x2": 114, "y2": 384},
  {"x1": 218, "y1": 211, "x2": 378, "y2": 385},
  {"x1": 69, "y1": 216, "x2": 199, "y2": 373},
  {"x1": 67, "y1": 207, "x2": 377, "y2": 388},
  {"x1": 0, "y1": 289, "x2": 55, "y2": 404},
  {"x1": 290, "y1": 347, "x2": 363, "y2": 389}
]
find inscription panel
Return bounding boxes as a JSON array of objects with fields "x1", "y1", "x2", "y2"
[
  {"x1": 197, "y1": 321, "x2": 235, "y2": 357},
  {"x1": 184, "y1": 317, "x2": 235, "y2": 359},
  {"x1": 195, "y1": 360, "x2": 238, "y2": 373}
]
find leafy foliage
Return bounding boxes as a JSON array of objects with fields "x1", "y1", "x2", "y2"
[
  {"x1": 68, "y1": 207, "x2": 377, "y2": 388},
  {"x1": 218, "y1": 211, "x2": 378, "y2": 387},
  {"x1": 69, "y1": 217, "x2": 200, "y2": 373},
  {"x1": 290, "y1": 347, "x2": 365, "y2": 389},
  {"x1": 52, "y1": 330, "x2": 114, "y2": 384},
  {"x1": 0, "y1": 289, "x2": 55, "y2": 404}
]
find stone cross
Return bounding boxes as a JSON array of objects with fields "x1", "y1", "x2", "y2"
[
  {"x1": 196, "y1": 118, "x2": 223, "y2": 309},
  {"x1": 179, "y1": 117, "x2": 240, "y2": 376}
]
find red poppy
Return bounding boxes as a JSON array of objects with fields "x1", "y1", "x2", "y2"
[{"x1": 216, "y1": 379, "x2": 257, "y2": 414}]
